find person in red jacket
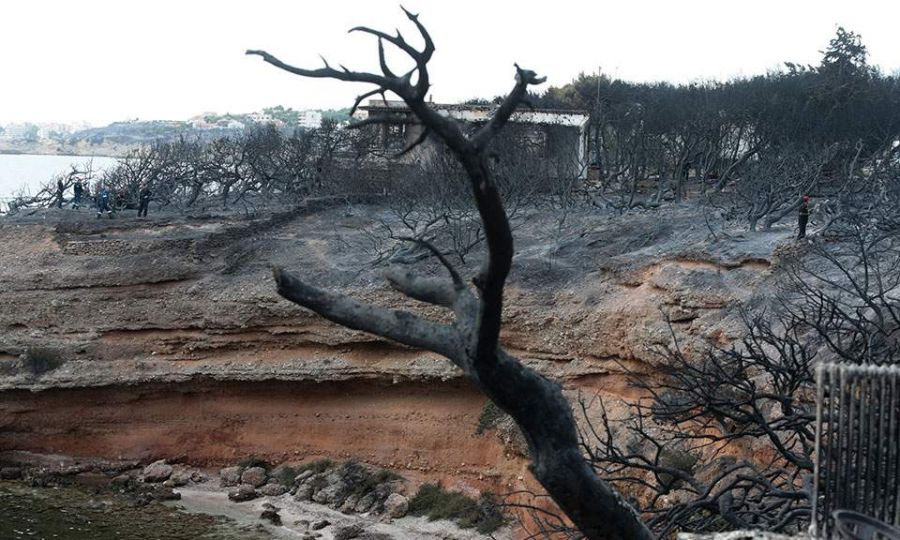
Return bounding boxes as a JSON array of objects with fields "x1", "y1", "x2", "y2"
[{"x1": 798, "y1": 195, "x2": 810, "y2": 239}]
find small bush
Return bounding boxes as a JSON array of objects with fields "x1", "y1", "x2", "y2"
[
  {"x1": 296, "y1": 458, "x2": 333, "y2": 475},
  {"x1": 408, "y1": 483, "x2": 504, "y2": 534},
  {"x1": 271, "y1": 465, "x2": 298, "y2": 485},
  {"x1": 350, "y1": 466, "x2": 402, "y2": 499},
  {"x1": 237, "y1": 456, "x2": 270, "y2": 470},
  {"x1": 21, "y1": 348, "x2": 66, "y2": 375},
  {"x1": 476, "y1": 400, "x2": 505, "y2": 434},
  {"x1": 471, "y1": 492, "x2": 505, "y2": 534}
]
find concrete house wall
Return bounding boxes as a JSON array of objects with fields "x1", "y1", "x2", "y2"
[{"x1": 357, "y1": 100, "x2": 590, "y2": 179}]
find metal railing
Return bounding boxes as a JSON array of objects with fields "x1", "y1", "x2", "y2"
[{"x1": 814, "y1": 363, "x2": 900, "y2": 537}]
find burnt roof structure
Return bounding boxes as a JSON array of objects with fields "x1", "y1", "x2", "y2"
[{"x1": 356, "y1": 100, "x2": 590, "y2": 178}]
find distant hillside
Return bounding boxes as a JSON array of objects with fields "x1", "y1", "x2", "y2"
[
  {"x1": 69, "y1": 120, "x2": 253, "y2": 145},
  {"x1": 0, "y1": 107, "x2": 351, "y2": 157}
]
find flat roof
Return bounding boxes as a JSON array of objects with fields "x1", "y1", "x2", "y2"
[
  {"x1": 360, "y1": 100, "x2": 588, "y2": 117},
  {"x1": 360, "y1": 100, "x2": 589, "y2": 127}
]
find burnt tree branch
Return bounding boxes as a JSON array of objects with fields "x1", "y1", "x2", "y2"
[{"x1": 251, "y1": 9, "x2": 652, "y2": 540}]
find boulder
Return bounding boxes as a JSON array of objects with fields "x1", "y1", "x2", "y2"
[
  {"x1": 261, "y1": 508, "x2": 282, "y2": 525},
  {"x1": 141, "y1": 460, "x2": 173, "y2": 483},
  {"x1": 219, "y1": 466, "x2": 243, "y2": 487},
  {"x1": 311, "y1": 519, "x2": 331, "y2": 530},
  {"x1": 228, "y1": 483, "x2": 258, "y2": 502},
  {"x1": 190, "y1": 470, "x2": 207, "y2": 483},
  {"x1": 260, "y1": 503, "x2": 282, "y2": 526},
  {"x1": 259, "y1": 482, "x2": 289, "y2": 496},
  {"x1": 312, "y1": 462, "x2": 370, "y2": 508},
  {"x1": 166, "y1": 467, "x2": 193, "y2": 487},
  {"x1": 339, "y1": 493, "x2": 361, "y2": 513},
  {"x1": 268, "y1": 464, "x2": 295, "y2": 484},
  {"x1": 241, "y1": 466, "x2": 268, "y2": 488},
  {"x1": 333, "y1": 524, "x2": 364, "y2": 540},
  {"x1": 312, "y1": 480, "x2": 347, "y2": 505},
  {"x1": 294, "y1": 469, "x2": 315, "y2": 485},
  {"x1": 294, "y1": 484, "x2": 314, "y2": 501},
  {"x1": 354, "y1": 492, "x2": 377, "y2": 513},
  {"x1": 383, "y1": 493, "x2": 409, "y2": 518}
]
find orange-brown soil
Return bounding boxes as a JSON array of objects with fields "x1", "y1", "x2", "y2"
[{"x1": 0, "y1": 379, "x2": 528, "y2": 492}]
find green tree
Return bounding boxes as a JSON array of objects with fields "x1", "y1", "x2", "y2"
[{"x1": 819, "y1": 26, "x2": 872, "y2": 80}]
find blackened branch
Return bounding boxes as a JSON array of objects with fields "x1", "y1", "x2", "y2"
[
  {"x1": 471, "y1": 64, "x2": 547, "y2": 152},
  {"x1": 396, "y1": 235, "x2": 465, "y2": 289},
  {"x1": 273, "y1": 266, "x2": 458, "y2": 358},
  {"x1": 245, "y1": 50, "x2": 394, "y2": 90}
]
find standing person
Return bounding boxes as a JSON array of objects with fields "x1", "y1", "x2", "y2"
[
  {"x1": 72, "y1": 180, "x2": 83, "y2": 209},
  {"x1": 96, "y1": 186, "x2": 112, "y2": 219},
  {"x1": 798, "y1": 195, "x2": 810, "y2": 239},
  {"x1": 56, "y1": 178, "x2": 65, "y2": 209},
  {"x1": 138, "y1": 184, "x2": 152, "y2": 217}
]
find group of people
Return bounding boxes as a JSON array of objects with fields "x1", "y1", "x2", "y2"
[
  {"x1": 54, "y1": 177, "x2": 814, "y2": 236},
  {"x1": 55, "y1": 179, "x2": 152, "y2": 218}
]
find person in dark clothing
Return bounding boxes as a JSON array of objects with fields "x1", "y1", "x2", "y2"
[
  {"x1": 798, "y1": 195, "x2": 810, "y2": 239},
  {"x1": 138, "y1": 184, "x2": 152, "y2": 217},
  {"x1": 680, "y1": 161, "x2": 692, "y2": 181},
  {"x1": 56, "y1": 178, "x2": 65, "y2": 209},
  {"x1": 72, "y1": 180, "x2": 83, "y2": 209},
  {"x1": 96, "y1": 187, "x2": 113, "y2": 219}
]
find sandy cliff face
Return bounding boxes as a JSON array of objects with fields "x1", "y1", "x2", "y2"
[{"x1": 0, "y1": 203, "x2": 790, "y2": 491}]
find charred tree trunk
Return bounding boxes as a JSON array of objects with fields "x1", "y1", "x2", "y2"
[{"x1": 248, "y1": 9, "x2": 652, "y2": 540}]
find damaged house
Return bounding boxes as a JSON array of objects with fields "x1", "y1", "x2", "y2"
[{"x1": 354, "y1": 100, "x2": 590, "y2": 180}]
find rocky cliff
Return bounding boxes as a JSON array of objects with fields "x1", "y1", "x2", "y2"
[{"x1": 0, "y1": 202, "x2": 792, "y2": 493}]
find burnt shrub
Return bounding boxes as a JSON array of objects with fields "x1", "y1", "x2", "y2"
[
  {"x1": 408, "y1": 483, "x2": 504, "y2": 534},
  {"x1": 21, "y1": 348, "x2": 66, "y2": 375},
  {"x1": 270, "y1": 465, "x2": 298, "y2": 486},
  {"x1": 237, "y1": 456, "x2": 270, "y2": 470},
  {"x1": 296, "y1": 459, "x2": 333, "y2": 475},
  {"x1": 475, "y1": 400, "x2": 504, "y2": 434},
  {"x1": 347, "y1": 463, "x2": 402, "y2": 500}
]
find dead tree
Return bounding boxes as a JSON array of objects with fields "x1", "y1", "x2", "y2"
[
  {"x1": 734, "y1": 144, "x2": 836, "y2": 231},
  {"x1": 782, "y1": 221, "x2": 900, "y2": 367},
  {"x1": 584, "y1": 311, "x2": 816, "y2": 537},
  {"x1": 582, "y1": 221, "x2": 900, "y2": 536},
  {"x1": 247, "y1": 9, "x2": 652, "y2": 540}
]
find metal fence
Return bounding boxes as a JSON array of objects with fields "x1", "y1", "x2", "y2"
[{"x1": 813, "y1": 362, "x2": 900, "y2": 537}]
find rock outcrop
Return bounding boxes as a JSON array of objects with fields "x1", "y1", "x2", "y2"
[
  {"x1": 240, "y1": 466, "x2": 267, "y2": 488},
  {"x1": 227, "y1": 483, "x2": 257, "y2": 502},
  {"x1": 141, "y1": 460, "x2": 173, "y2": 483},
  {"x1": 0, "y1": 204, "x2": 789, "y2": 495}
]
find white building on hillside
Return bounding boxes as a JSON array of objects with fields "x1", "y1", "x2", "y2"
[{"x1": 297, "y1": 110, "x2": 323, "y2": 129}]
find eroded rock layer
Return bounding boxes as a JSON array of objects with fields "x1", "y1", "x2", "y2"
[{"x1": 0, "y1": 203, "x2": 789, "y2": 491}]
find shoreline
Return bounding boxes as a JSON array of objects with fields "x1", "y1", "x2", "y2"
[
  {"x1": 0, "y1": 141, "x2": 134, "y2": 159},
  {"x1": 0, "y1": 148, "x2": 124, "y2": 159},
  {"x1": 0, "y1": 451, "x2": 510, "y2": 540}
]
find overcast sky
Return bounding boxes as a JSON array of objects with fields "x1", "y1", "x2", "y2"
[{"x1": 3, "y1": 0, "x2": 899, "y2": 125}]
